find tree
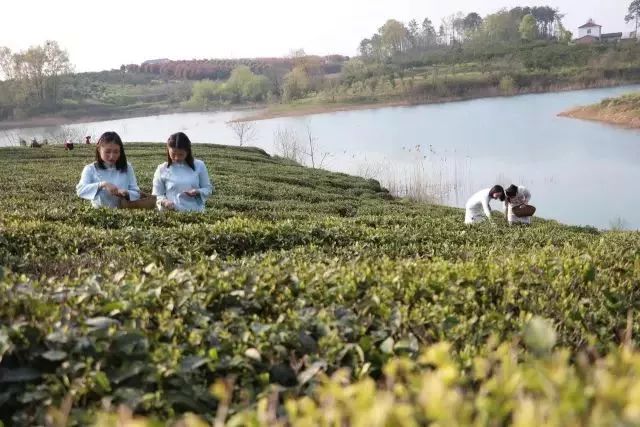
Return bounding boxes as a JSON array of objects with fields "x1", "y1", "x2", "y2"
[
  {"x1": 555, "y1": 19, "x2": 573, "y2": 43},
  {"x1": 519, "y1": 14, "x2": 538, "y2": 41},
  {"x1": 186, "y1": 79, "x2": 221, "y2": 108},
  {"x1": 226, "y1": 66, "x2": 256, "y2": 103},
  {"x1": 379, "y1": 19, "x2": 410, "y2": 55},
  {"x1": 370, "y1": 34, "x2": 384, "y2": 60},
  {"x1": 223, "y1": 66, "x2": 271, "y2": 103},
  {"x1": 0, "y1": 47, "x2": 13, "y2": 80},
  {"x1": 452, "y1": 14, "x2": 466, "y2": 43},
  {"x1": 342, "y1": 58, "x2": 368, "y2": 86},
  {"x1": 407, "y1": 19, "x2": 420, "y2": 49},
  {"x1": 438, "y1": 24, "x2": 447, "y2": 45},
  {"x1": 483, "y1": 9, "x2": 523, "y2": 43},
  {"x1": 283, "y1": 66, "x2": 309, "y2": 101},
  {"x1": 42, "y1": 41, "x2": 72, "y2": 104},
  {"x1": 0, "y1": 40, "x2": 71, "y2": 108},
  {"x1": 421, "y1": 18, "x2": 437, "y2": 47},
  {"x1": 244, "y1": 75, "x2": 271, "y2": 102},
  {"x1": 531, "y1": 6, "x2": 558, "y2": 39},
  {"x1": 442, "y1": 14, "x2": 460, "y2": 44},
  {"x1": 462, "y1": 13, "x2": 483, "y2": 38},
  {"x1": 264, "y1": 63, "x2": 289, "y2": 99},
  {"x1": 273, "y1": 127, "x2": 303, "y2": 163},
  {"x1": 21, "y1": 46, "x2": 48, "y2": 102},
  {"x1": 359, "y1": 38, "x2": 373, "y2": 57},
  {"x1": 302, "y1": 124, "x2": 330, "y2": 169},
  {"x1": 227, "y1": 120, "x2": 257, "y2": 147},
  {"x1": 560, "y1": 29, "x2": 573, "y2": 43},
  {"x1": 120, "y1": 64, "x2": 126, "y2": 87},
  {"x1": 626, "y1": 0, "x2": 640, "y2": 35}
]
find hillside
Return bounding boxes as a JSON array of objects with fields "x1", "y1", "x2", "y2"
[
  {"x1": 5, "y1": 41, "x2": 640, "y2": 131},
  {"x1": 0, "y1": 144, "x2": 639, "y2": 426}
]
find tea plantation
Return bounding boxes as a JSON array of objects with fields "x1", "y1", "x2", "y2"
[{"x1": 0, "y1": 144, "x2": 639, "y2": 426}]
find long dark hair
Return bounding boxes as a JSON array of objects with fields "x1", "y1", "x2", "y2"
[
  {"x1": 489, "y1": 185, "x2": 506, "y2": 202},
  {"x1": 95, "y1": 131, "x2": 128, "y2": 172},
  {"x1": 167, "y1": 132, "x2": 195, "y2": 170},
  {"x1": 505, "y1": 184, "x2": 519, "y2": 198}
]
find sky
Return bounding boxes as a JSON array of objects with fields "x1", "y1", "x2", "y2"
[{"x1": 0, "y1": 0, "x2": 633, "y2": 72}]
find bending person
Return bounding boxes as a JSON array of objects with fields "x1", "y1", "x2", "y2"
[
  {"x1": 464, "y1": 185, "x2": 505, "y2": 224},
  {"x1": 504, "y1": 184, "x2": 532, "y2": 225}
]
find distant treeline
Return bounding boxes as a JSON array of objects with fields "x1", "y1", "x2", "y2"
[
  {"x1": 3, "y1": 2, "x2": 640, "y2": 122},
  {"x1": 127, "y1": 55, "x2": 349, "y2": 80}
]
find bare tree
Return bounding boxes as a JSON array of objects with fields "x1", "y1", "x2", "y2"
[
  {"x1": 43, "y1": 41, "x2": 72, "y2": 104},
  {"x1": 227, "y1": 120, "x2": 257, "y2": 147},
  {"x1": 0, "y1": 47, "x2": 14, "y2": 80},
  {"x1": 46, "y1": 125, "x2": 88, "y2": 145},
  {"x1": 626, "y1": 0, "x2": 640, "y2": 36},
  {"x1": 1, "y1": 130, "x2": 23, "y2": 146},
  {"x1": 302, "y1": 124, "x2": 330, "y2": 169},
  {"x1": 272, "y1": 125, "x2": 331, "y2": 168},
  {"x1": 273, "y1": 127, "x2": 303, "y2": 163}
]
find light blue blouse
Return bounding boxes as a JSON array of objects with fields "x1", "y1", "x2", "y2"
[
  {"x1": 152, "y1": 159, "x2": 214, "y2": 212},
  {"x1": 76, "y1": 162, "x2": 141, "y2": 208}
]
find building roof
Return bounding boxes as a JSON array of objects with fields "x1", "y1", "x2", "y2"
[
  {"x1": 579, "y1": 19, "x2": 602, "y2": 29},
  {"x1": 141, "y1": 58, "x2": 171, "y2": 66},
  {"x1": 601, "y1": 32, "x2": 623, "y2": 38},
  {"x1": 574, "y1": 35, "x2": 599, "y2": 42}
]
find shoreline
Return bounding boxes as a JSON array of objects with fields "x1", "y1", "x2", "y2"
[
  {"x1": 0, "y1": 104, "x2": 265, "y2": 132},
  {"x1": 0, "y1": 107, "x2": 178, "y2": 132},
  {"x1": 236, "y1": 79, "x2": 640, "y2": 122},
  {"x1": 558, "y1": 107, "x2": 640, "y2": 128},
  {"x1": 559, "y1": 91, "x2": 640, "y2": 129},
  {"x1": 2, "y1": 80, "x2": 638, "y2": 131}
]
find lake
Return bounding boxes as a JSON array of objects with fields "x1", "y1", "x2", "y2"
[{"x1": 2, "y1": 85, "x2": 639, "y2": 230}]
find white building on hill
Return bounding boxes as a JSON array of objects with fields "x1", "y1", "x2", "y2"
[
  {"x1": 575, "y1": 19, "x2": 638, "y2": 44},
  {"x1": 578, "y1": 19, "x2": 602, "y2": 38}
]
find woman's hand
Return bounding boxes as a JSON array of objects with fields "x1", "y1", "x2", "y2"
[
  {"x1": 183, "y1": 189, "x2": 199, "y2": 197},
  {"x1": 161, "y1": 199, "x2": 176, "y2": 210},
  {"x1": 101, "y1": 182, "x2": 120, "y2": 195},
  {"x1": 116, "y1": 189, "x2": 129, "y2": 199}
]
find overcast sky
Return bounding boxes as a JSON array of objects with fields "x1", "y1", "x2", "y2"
[{"x1": 0, "y1": 0, "x2": 633, "y2": 72}]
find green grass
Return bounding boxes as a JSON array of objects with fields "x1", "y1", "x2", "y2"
[
  {"x1": 1, "y1": 144, "x2": 639, "y2": 426},
  {"x1": 600, "y1": 92, "x2": 640, "y2": 109}
]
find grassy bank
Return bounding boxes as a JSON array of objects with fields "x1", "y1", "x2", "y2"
[
  {"x1": 4, "y1": 75, "x2": 634, "y2": 131},
  {"x1": 240, "y1": 42, "x2": 640, "y2": 121},
  {"x1": 242, "y1": 77, "x2": 637, "y2": 122},
  {"x1": 1, "y1": 144, "x2": 639, "y2": 425},
  {"x1": 560, "y1": 92, "x2": 640, "y2": 128}
]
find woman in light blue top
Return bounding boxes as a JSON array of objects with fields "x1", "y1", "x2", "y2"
[
  {"x1": 76, "y1": 131, "x2": 141, "y2": 208},
  {"x1": 152, "y1": 132, "x2": 214, "y2": 212}
]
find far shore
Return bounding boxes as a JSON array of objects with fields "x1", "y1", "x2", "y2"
[
  {"x1": 235, "y1": 79, "x2": 640, "y2": 122},
  {"x1": 0, "y1": 104, "x2": 265, "y2": 133},
  {"x1": 2, "y1": 79, "x2": 639, "y2": 132}
]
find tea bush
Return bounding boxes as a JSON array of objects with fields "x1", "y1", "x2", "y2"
[{"x1": 0, "y1": 144, "x2": 638, "y2": 426}]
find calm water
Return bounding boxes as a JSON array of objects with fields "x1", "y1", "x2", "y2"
[{"x1": 2, "y1": 86, "x2": 639, "y2": 230}]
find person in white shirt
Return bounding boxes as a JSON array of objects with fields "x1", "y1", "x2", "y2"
[
  {"x1": 504, "y1": 184, "x2": 532, "y2": 225},
  {"x1": 76, "y1": 131, "x2": 141, "y2": 208},
  {"x1": 152, "y1": 132, "x2": 214, "y2": 212},
  {"x1": 464, "y1": 185, "x2": 506, "y2": 224}
]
